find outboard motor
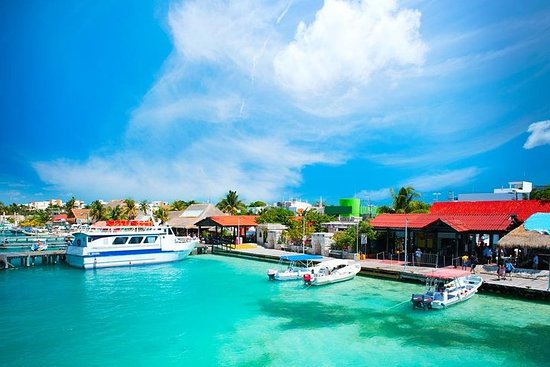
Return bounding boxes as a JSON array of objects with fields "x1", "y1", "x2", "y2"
[
  {"x1": 303, "y1": 273, "x2": 312, "y2": 286},
  {"x1": 267, "y1": 269, "x2": 277, "y2": 281},
  {"x1": 411, "y1": 294, "x2": 433, "y2": 309}
]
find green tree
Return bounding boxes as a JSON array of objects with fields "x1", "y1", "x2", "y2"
[
  {"x1": 139, "y1": 200, "x2": 149, "y2": 214},
  {"x1": 379, "y1": 186, "x2": 430, "y2": 214},
  {"x1": 256, "y1": 207, "x2": 295, "y2": 225},
  {"x1": 64, "y1": 197, "x2": 76, "y2": 214},
  {"x1": 531, "y1": 185, "x2": 550, "y2": 200},
  {"x1": 170, "y1": 200, "x2": 188, "y2": 211},
  {"x1": 107, "y1": 205, "x2": 124, "y2": 220},
  {"x1": 249, "y1": 201, "x2": 266, "y2": 207},
  {"x1": 332, "y1": 228, "x2": 356, "y2": 251},
  {"x1": 154, "y1": 206, "x2": 169, "y2": 224},
  {"x1": 123, "y1": 198, "x2": 138, "y2": 220},
  {"x1": 89, "y1": 200, "x2": 106, "y2": 221},
  {"x1": 216, "y1": 190, "x2": 246, "y2": 215}
]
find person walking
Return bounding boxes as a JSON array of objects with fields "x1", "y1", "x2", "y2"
[{"x1": 505, "y1": 260, "x2": 514, "y2": 280}]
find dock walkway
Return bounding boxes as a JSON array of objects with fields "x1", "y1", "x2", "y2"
[
  {"x1": 0, "y1": 249, "x2": 66, "y2": 268},
  {"x1": 211, "y1": 244, "x2": 550, "y2": 301}
]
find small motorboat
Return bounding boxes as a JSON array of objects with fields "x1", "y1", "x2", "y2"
[
  {"x1": 411, "y1": 271, "x2": 483, "y2": 310},
  {"x1": 267, "y1": 254, "x2": 323, "y2": 281},
  {"x1": 303, "y1": 259, "x2": 361, "y2": 286}
]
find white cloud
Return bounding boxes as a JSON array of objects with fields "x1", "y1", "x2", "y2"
[
  {"x1": 33, "y1": 136, "x2": 337, "y2": 202},
  {"x1": 357, "y1": 167, "x2": 481, "y2": 203},
  {"x1": 524, "y1": 120, "x2": 550, "y2": 149},
  {"x1": 274, "y1": 0, "x2": 426, "y2": 111},
  {"x1": 403, "y1": 167, "x2": 481, "y2": 192}
]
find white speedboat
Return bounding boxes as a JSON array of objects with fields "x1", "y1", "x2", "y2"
[
  {"x1": 66, "y1": 220, "x2": 198, "y2": 269},
  {"x1": 411, "y1": 272, "x2": 483, "y2": 310},
  {"x1": 267, "y1": 254, "x2": 323, "y2": 281},
  {"x1": 303, "y1": 259, "x2": 361, "y2": 286}
]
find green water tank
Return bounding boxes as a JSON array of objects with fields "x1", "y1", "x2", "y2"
[{"x1": 339, "y1": 198, "x2": 360, "y2": 217}]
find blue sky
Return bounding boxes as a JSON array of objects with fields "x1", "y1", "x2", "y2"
[{"x1": 1, "y1": 0, "x2": 549, "y2": 206}]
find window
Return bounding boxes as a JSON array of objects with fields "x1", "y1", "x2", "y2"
[
  {"x1": 113, "y1": 237, "x2": 129, "y2": 245},
  {"x1": 128, "y1": 236, "x2": 144, "y2": 244},
  {"x1": 143, "y1": 236, "x2": 158, "y2": 244}
]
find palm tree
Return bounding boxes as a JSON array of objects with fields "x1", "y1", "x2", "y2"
[
  {"x1": 391, "y1": 186, "x2": 420, "y2": 213},
  {"x1": 107, "y1": 205, "x2": 124, "y2": 220},
  {"x1": 89, "y1": 200, "x2": 106, "y2": 222},
  {"x1": 170, "y1": 200, "x2": 188, "y2": 211},
  {"x1": 216, "y1": 190, "x2": 246, "y2": 215},
  {"x1": 64, "y1": 197, "x2": 76, "y2": 214},
  {"x1": 154, "y1": 207, "x2": 169, "y2": 224},
  {"x1": 139, "y1": 200, "x2": 149, "y2": 214},
  {"x1": 123, "y1": 198, "x2": 138, "y2": 220}
]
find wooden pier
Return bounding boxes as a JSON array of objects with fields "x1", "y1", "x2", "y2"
[{"x1": 0, "y1": 249, "x2": 66, "y2": 269}]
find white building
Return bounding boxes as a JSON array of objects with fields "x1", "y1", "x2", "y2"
[{"x1": 457, "y1": 181, "x2": 533, "y2": 201}]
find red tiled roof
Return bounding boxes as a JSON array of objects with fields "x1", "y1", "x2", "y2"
[
  {"x1": 52, "y1": 214, "x2": 68, "y2": 222},
  {"x1": 198, "y1": 215, "x2": 258, "y2": 227},
  {"x1": 430, "y1": 200, "x2": 550, "y2": 222},
  {"x1": 370, "y1": 214, "x2": 439, "y2": 229},
  {"x1": 371, "y1": 213, "x2": 513, "y2": 232}
]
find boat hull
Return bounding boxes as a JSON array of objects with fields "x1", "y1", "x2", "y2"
[
  {"x1": 306, "y1": 261, "x2": 361, "y2": 286},
  {"x1": 66, "y1": 241, "x2": 197, "y2": 269}
]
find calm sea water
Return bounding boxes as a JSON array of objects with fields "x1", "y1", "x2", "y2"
[{"x1": 1, "y1": 255, "x2": 549, "y2": 366}]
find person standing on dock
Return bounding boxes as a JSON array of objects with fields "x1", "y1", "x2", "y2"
[
  {"x1": 415, "y1": 248, "x2": 422, "y2": 266},
  {"x1": 461, "y1": 254, "x2": 469, "y2": 270},
  {"x1": 532, "y1": 254, "x2": 539, "y2": 270}
]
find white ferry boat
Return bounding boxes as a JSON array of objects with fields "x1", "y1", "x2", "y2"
[{"x1": 66, "y1": 220, "x2": 198, "y2": 269}]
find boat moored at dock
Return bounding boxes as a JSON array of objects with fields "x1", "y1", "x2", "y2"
[
  {"x1": 66, "y1": 220, "x2": 198, "y2": 269},
  {"x1": 267, "y1": 254, "x2": 323, "y2": 281},
  {"x1": 411, "y1": 271, "x2": 483, "y2": 310},
  {"x1": 303, "y1": 259, "x2": 361, "y2": 286}
]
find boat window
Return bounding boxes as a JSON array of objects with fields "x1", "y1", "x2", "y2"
[
  {"x1": 128, "y1": 236, "x2": 144, "y2": 244},
  {"x1": 143, "y1": 236, "x2": 158, "y2": 244},
  {"x1": 113, "y1": 236, "x2": 129, "y2": 245}
]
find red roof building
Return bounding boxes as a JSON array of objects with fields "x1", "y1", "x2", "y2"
[
  {"x1": 195, "y1": 215, "x2": 259, "y2": 244},
  {"x1": 430, "y1": 200, "x2": 550, "y2": 221},
  {"x1": 368, "y1": 200, "x2": 550, "y2": 266}
]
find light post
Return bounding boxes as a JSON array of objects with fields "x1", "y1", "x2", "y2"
[
  {"x1": 356, "y1": 221, "x2": 359, "y2": 255},
  {"x1": 302, "y1": 214, "x2": 305, "y2": 254},
  {"x1": 403, "y1": 218, "x2": 408, "y2": 271},
  {"x1": 237, "y1": 215, "x2": 240, "y2": 245}
]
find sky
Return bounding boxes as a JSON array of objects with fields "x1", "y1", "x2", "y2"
[{"x1": 1, "y1": 0, "x2": 549, "y2": 206}]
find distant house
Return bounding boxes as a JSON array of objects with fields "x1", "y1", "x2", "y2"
[
  {"x1": 52, "y1": 214, "x2": 68, "y2": 223},
  {"x1": 166, "y1": 203, "x2": 224, "y2": 236},
  {"x1": 68, "y1": 209, "x2": 91, "y2": 225}
]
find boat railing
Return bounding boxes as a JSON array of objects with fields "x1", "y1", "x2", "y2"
[{"x1": 84, "y1": 226, "x2": 161, "y2": 234}]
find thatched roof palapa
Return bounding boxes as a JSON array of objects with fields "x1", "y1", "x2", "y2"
[{"x1": 498, "y1": 225, "x2": 550, "y2": 249}]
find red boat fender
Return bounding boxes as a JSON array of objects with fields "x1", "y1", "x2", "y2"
[{"x1": 303, "y1": 274, "x2": 312, "y2": 282}]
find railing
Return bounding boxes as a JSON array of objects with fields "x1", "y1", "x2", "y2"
[{"x1": 375, "y1": 251, "x2": 385, "y2": 260}]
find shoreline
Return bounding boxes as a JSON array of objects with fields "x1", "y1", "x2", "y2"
[{"x1": 210, "y1": 244, "x2": 550, "y2": 301}]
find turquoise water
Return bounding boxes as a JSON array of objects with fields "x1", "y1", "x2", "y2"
[{"x1": 1, "y1": 255, "x2": 549, "y2": 366}]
